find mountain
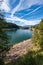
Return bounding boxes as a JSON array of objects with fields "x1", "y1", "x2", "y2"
[
  {"x1": 2, "y1": 22, "x2": 19, "y2": 29},
  {"x1": 0, "y1": 18, "x2": 19, "y2": 29}
]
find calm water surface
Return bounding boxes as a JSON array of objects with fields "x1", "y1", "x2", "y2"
[{"x1": 6, "y1": 29, "x2": 32, "y2": 45}]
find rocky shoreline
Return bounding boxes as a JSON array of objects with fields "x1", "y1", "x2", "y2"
[{"x1": 4, "y1": 39, "x2": 33, "y2": 63}]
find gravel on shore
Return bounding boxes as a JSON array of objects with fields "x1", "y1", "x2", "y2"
[{"x1": 4, "y1": 39, "x2": 33, "y2": 63}]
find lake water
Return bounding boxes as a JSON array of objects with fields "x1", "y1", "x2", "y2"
[{"x1": 6, "y1": 29, "x2": 32, "y2": 45}]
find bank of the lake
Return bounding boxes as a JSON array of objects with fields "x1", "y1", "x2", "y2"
[{"x1": 4, "y1": 39, "x2": 33, "y2": 63}]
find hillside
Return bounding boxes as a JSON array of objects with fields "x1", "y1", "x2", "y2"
[{"x1": 0, "y1": 18, "x2": 19, "y2": 29}]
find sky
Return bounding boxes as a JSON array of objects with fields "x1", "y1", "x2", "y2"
[{"x1": 0, "y1": 0, "x2": 43, "y2": 26}]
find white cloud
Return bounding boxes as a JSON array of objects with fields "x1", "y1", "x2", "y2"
[
  {"x1": 1, "y1": 0, "x2": 10, "y2": 12},
  {"x1": 18, "y1": 0, "x2": 43, "y2": 11},
  {"x1": 1, "y1": 0, "x2": 43, "y2": 13},
  {"x1": 11, "y1": 0, "x2": 23, "y2": 17},
  {"x1": 1, "y1": 0, "x2": 42, "y2": 26},
  {"x1": 9, "y1": 0, "x2": 41, "y2": 26},
  {"x1": 5, "y1": 16, "x2": 40, "y2": 26},
  {"x1": 21, "y1": 6, "x2": 42, "y2": 18}
]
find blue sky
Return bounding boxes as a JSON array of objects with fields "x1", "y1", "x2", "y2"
[{"x1": 1, "y1": 0, "x2": 43, "y2": 26}]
